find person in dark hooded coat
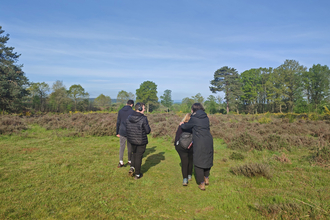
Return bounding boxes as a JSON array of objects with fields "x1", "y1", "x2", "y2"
[
  {"x1": 116, "y1": 100, "x2": 135, "y2": 168},
  {"x1": 180, "y1": 103, "x2": 213, "y2": 190}
]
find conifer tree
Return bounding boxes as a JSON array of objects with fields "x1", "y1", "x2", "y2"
[{"x1": 0, "y1": 26, "x2": 29, "y2": 113}]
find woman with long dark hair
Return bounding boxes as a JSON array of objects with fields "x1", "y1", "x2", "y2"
[{"x1": 180, "y1": 103, "x2": 214, "y2": 190}]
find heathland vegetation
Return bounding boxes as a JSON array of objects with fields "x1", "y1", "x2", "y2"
[
  {"x1": 1, "y1": 25, "x2": 330, "y2": 219},
  {"x1": 1, "y1": 113, "x2": 330, "y2": 219}
]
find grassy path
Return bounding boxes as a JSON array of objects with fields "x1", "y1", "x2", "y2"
[{"x1": 0, "y1": 126, "x2": 329, "y2": 219}]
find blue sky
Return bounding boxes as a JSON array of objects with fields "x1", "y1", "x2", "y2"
[{"x1": 1, "y1": 0, "x2": 330, "y2": 100}]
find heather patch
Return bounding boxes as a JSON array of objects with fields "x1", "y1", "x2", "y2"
[{"x1": 230, "y1": 163, "x2": 272, "y2": 179}]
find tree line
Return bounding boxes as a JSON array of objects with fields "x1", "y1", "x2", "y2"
[
  {"x1": 210, "y1": 61, "x2": 330, "y2": 114},
  {"x1": 1, "y1": 26, "x2": 330, "y2": 115}
]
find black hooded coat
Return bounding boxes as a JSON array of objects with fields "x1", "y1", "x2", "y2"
[
  {"x1": 116, "y1": 105, "x2": 135, "y2": 137},
  {"x1": 126, "y1": 111, "x2": 151, "y2": 146},
  {"x1": 180, "y1": 110, "x2": 213, "y2": 168}
]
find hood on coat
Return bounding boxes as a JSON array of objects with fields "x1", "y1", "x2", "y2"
[
  {"x1": 121, "y1": 105, "x2": 133, "y2": 112},
  {"x1": 193, "y1": 109, "x2": 208, "y2": 119},
  {"x1": 128, "y1": 111, "x2": 144, "y2": 123}
]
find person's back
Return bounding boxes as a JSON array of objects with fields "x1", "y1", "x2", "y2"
[
  {"x1": 180, "y1": 103, "x2": 213, "y2": 190},
  {"x1": 126, "y1": 111, "x2": 151, "y2": 146},
  {"x1": 117, "y1": 105, "x2": 135, "y2": 137},
  {"x1": 175, "y1": 113, "x2": 194, "y2": 186},
  {"x1": 126, "y1": 103, "x2": 151, "y2": 180},
  {"x1": 116, "y1": 100, "x2": 135, "y2": 168}
]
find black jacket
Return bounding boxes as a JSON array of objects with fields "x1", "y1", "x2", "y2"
[
  {"x1": 116, "y1": 105, "x2": 135, "y2": 137},
  {"x1": 126, "y1": 111, "x2": 151, "y2": 146},
  {"x1": 181, "y1": 110, "x2": 213, "y2": 168}
]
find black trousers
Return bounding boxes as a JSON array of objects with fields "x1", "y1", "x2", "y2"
[
  {"x1": 131, "y1": 144, "x2": 146, "y2": 175},
  {"x1": 175, "y1": 145, "x2": 193, "y2": 179},
  {"x1": 194, "y1": 166, "x2": 211, "y2": 184}
]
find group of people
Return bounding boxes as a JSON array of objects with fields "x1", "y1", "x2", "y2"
[{"x1": 116, "y1": 100, "x2": 214, "y2": 190}]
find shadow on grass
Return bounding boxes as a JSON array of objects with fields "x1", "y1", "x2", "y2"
[
  {"x1": 144, "y1": 146, "x2": 157, "y2": 157},
  {"x1": 141, "y1": 152, "x2": 165, "y2": 174}
]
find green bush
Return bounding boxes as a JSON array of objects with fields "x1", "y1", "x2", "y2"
[{"x1": 229, "y1": 152, "x2": 245, "y2": 160}]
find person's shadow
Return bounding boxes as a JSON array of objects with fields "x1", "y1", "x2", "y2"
[
  {"x1": 144, "y1": 146, "x2": 156, "y2": 157},
  {"x1": 141, "y1": 152, "x2": 165, "y2": 174}
]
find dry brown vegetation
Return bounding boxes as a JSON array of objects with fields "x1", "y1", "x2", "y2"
[
  {"x1": 230, "y1": 163, "x2": 272, "y2": 179},
  {"x1": 273, "y1": 153, "x2": 292, "y2": 164},
  {"x1": 1, "y1": 113, "x2": 330, "y2": 151}
]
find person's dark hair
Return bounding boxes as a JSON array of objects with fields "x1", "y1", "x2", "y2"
[
  {"x1": 135, "y1": 102, "x2": 145, "y2": 111},
  {"x1": 191, "y1": 103, "x2": 205, "y2": 112},
  {"x1": 127, "y1": 100, "x2": 134, "y2": 106}
]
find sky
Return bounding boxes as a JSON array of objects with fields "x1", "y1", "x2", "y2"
[{"x1": 1, "y1": 0, "x2": 330, "y2": 101}]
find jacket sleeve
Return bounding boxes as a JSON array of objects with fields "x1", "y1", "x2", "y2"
[
  {"x1": 143, "y1": 117, "x2": 151, "y2": 134},
  {"x1": 174, "y1": 126, "x2": 182, "y2": 146},
  {"x1": 180, "y1": 118, "x2": 194, "y2": 130},
  {"x1": 116, "y1": 111, "x2": 121, "y2": 135}
]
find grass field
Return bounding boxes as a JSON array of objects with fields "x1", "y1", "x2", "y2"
[{"x1": 1, "y1": 125, "x2": 329, "y2": 219}]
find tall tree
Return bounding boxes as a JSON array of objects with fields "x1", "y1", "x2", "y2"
[
  {"x1": 49, "y1": 80, "x2": 69, "y2": 112},
  {"x1": 204, "y1": 95, "x2": 217, "y2": 114},
  {"x1": 181, "y1": 97, "x2": 194, "y2": 112},
  {"x1": 160, "y1": 89, "x2": 173, "y2": 112},
  {"x1": 0, "y1": 26, "x2": 29, "y2": 113},
  {"x1": 302, "y1": 64, "x2": 330, "y2": 110},
  {"x1": 275, "y1": 60, "x2": 306, "y2": 112},
  {"x1": 240, "y1": 69, "x2": 261, "y2": 114},
  {"x1": 210, "y1": 66, "x2": 242, "y2": 113},
  {"x1": 191, "y1": 93, "x2": 204, "y2": 104},
  {"x1": 136, "y1": 81, "x2": 158, "y2": 113},
  {"x1": 117, "y1": 90, "x2": 135, "y2": 104},
  {"x1": 94, "y1": 94, "x2": 111, "y2": 108},
  {"x1": 28, "y1": 82, "x2": 50, "y2": 111},
  {"x1": 68, "y1": 84, "x2": 89, "y2": 111}
]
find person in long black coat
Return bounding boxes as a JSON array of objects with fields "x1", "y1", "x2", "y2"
[{"x1": 180, "y1": 103, "x2": 213, "y2": 190}]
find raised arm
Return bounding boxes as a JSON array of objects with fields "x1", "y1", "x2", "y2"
[{"x1": 180, "y1": 118, "x2": 194, "y2": 130}]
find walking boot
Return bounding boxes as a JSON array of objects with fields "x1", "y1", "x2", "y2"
[
  {"x1": 204, "y1": 176, "x2": 209, "y2": 185},
  {"x1": 198, "y1": 182, "x2": 205, "y2": 191}
]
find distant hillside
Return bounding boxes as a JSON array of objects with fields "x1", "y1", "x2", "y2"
[{"x1": 89, "y1": 98, "x2": 117, "y2": 103}]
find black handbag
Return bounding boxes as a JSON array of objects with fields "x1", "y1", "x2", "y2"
[{"x1": 175, "y1": 132, "x2": 193, "y2": 149}]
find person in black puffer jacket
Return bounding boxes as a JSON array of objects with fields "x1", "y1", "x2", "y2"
[
  {"x1": 126, "y1": 102, "x2": 151, "y2": 179},
  {"x1": 180, "y1": 103, "x2": 214, "y2": 191}
]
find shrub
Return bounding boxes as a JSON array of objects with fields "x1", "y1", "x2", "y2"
[
  {"x1": 255, "y1": 203, "x2": 303, "y2": 219},
  {"x1": 0, "y1": 115, "x2": 27, "y2": 135},
  {"x1": 273, "y1": 153, "x2": 291, "y2": 163},
  {"x1": 258, "y1": 117, "x2": 272, "y2": 124},
  {"x1": 227, "y1": 132, "x2": 263, "y2": 151},
  {"x1": 264, "y1": 134, "x2": 290, "y2": 151},
  {"x1": 309, "y1": 145, "x2": 330, "y2": 168},
  {"x1": 229, "y1": 152, "x2": 245, "y2": 160},
  {"x1": 230, "y1": 163, "x2": 272, "y2": 179}
]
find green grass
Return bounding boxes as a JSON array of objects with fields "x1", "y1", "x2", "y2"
[{"x1": 0, "y1": 126, "x2": 329, "y2": 219}]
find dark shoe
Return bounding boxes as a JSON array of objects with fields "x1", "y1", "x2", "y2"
[
  {"x1": 204, "y1": 176, "x2": 209, "y2": 185},
  {"x1": 134, "y1": 173, "x2": 143, "y2": 180},
  {"x1": 127, "y1": 161, "x2": 131, "y2": 166},
  {"x1": 188, "y1": 175, "x2": 192, "y2": 181},
  {"x1": 182, "y1": 178, "x2": 188, "y2": 186},
  {"x1": 117, "y1": 162, "x2": 124, "y2": 168},
  {"x1": 198, "y1": 182, "x2": 205, "y2": 191},
  {"x1": 128, "y1": 167, "x2": 135, "y2": 177}
]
